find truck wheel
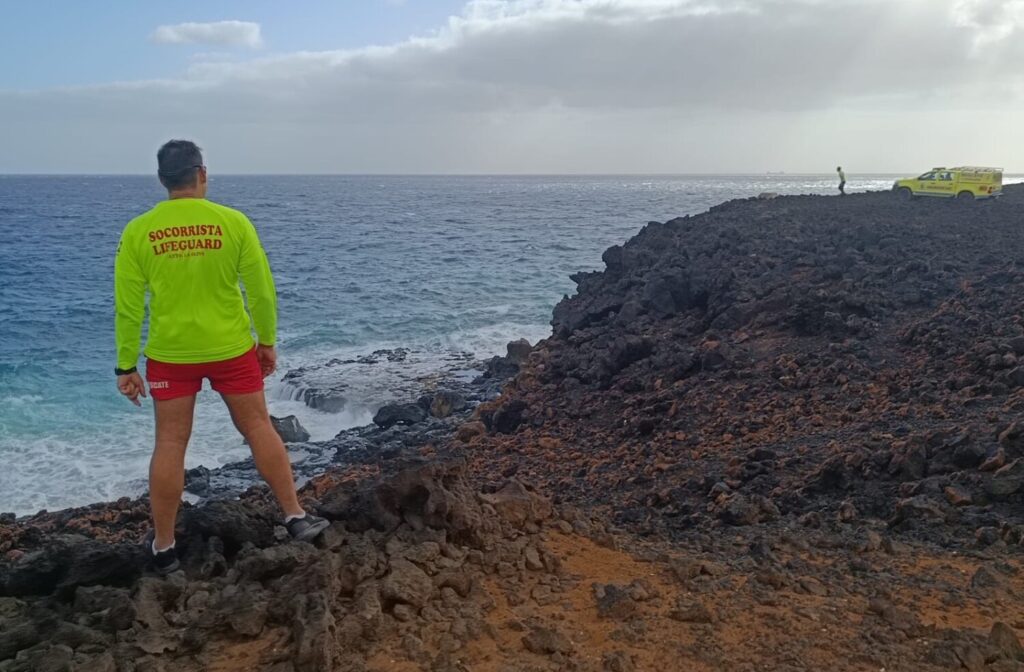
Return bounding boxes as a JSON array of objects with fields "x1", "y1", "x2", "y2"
[
  {"x1": 897, "y1": 187, "x2": 912, "y2": 200},
  {"x1": 957, "y1": 191, "x2": 975, "y2": 201}
]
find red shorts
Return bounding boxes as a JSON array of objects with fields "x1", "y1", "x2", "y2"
[{"x1": 146, "y1": 348, "x2": 264, "y2": 401}]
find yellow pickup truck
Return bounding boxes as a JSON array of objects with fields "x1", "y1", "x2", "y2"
[{"x1": 893, "y1": 167, "x2": 1002, "y2": 200}]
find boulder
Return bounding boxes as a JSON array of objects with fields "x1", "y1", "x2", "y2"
[
  {"x1": 891, "y1": 446, "x2": 927, "y2": 480},
  {"x1": 0, "y1": 537, "x2": 142, "y2": 598},
  {"x1": 1005, "y1": 367, "x2": 1024, "y2": 388},
  {"x1": 455, "y1": 422, "x2": 487, "y2": 443},
  {"x1": 271, "y1": 415, "x2": 311, "y2": 443},
  {"x1": 0, "y1": 618, "x2": 42, "y2": 660},
  {"x1": 593, "y1": 584, "x2": 638, "y2": 620},
  {"x1": 491, "y1": 400, "x2": 528, "y2": 434},
  {"x1": 603, "y1": 651, "x2": 636, "y2": 672},
  {"x1": 980, "y1": 447, "x2": 1007, "y2": 472},
  {"x1": 988, "y1": 459, "x2": 1024, "y2": 498},
  {"x1": 988, "y1": 622, "x2": 1024, "y2": 662},
  {"x1": 954, "y1": 644, "x2": 987, "y2": 672},
  {"x1": 717, "y1": 494, "x2": 777, "y2": 526},
  {"x1": 179, "y1": 499, "x2": 276, "y2": 553},
  {"x1": 224, "y1": 587, "x2": 270, "y2": 637},
  {"x1": 522, "y1": 626, "x2": 573, "y2": 655},
  {"x1": 998, "y1": 422, "x2": 1024, "y2": 450},
  {"x1": 944, "y1": 486, "x2": 974, "y2": 507},
  {"x1": 952, "y1": 442, "x2": 987, "y2": 469},
  {"x1": 505, "y1": 339, "x2": 533, "y2": 364},
  {"x1": 478, "y1": 481, "x2": 552, "y2": 526},
  {"x1": 429, "y1": 391, "x2": 467, "y2": 419},
  {"x1": 302, "y1": 390, "x2": 347, "y2": 413},
  {"x1": 889, "y1": 496, "x2": 948, "y2": 526},
  {"x1": 381, "y1": 559, "x2": 433, "y2": 608},
  {"x1": 319, "y1": 460, "x2": 491, "y2": 543},
  {"x1": 372, "y1": 403, "x2": 426, "y2": 430},
  {"x1": 482, "y1": 355, "x2": 520, "y2": 380},
  {"x1": 236, "y1": 544, "x2": 317, "y2": 582},
  {"x1": 183, "y1": 466, "x2": 211, "y2": 496}
]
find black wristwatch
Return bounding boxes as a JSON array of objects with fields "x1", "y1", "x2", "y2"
[{"x1": 115, "y1": 366, "x2": 137, "y2": 376}]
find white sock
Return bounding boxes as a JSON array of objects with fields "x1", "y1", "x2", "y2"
[
  {"x1": 285, "y1": 511, "x2": 307, "y2": 524},
  {"x1": 152, "y1": 539, "x2": 175, "y2": 554}
]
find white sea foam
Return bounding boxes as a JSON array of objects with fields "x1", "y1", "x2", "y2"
[
  {"x1": 1, "y1": 394, "x2": 44, "y2": 405},
  {"x1": 0, "y1": 387, "x2": 260, "y2": 515},
  {"x1": 264, "y1": 394, "x2": 374, "y2": 442},
  {"x1": 263, "y1": 320, "x2": 552, "y2": 442},
  {"x1": 0, "y1": 322, "x2": 550, "y2": 516},
  {"x1": 434, "y1": 321, "x2": 552, "y2": 356}
]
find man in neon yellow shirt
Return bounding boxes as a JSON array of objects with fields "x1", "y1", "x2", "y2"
[{"x1": 115, "y1": 140, "x2": 327, "y2": 574}]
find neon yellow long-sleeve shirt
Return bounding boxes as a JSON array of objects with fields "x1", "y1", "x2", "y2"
[{"x1": 114, "y1": 198, "x2": 277, "y2": 369}]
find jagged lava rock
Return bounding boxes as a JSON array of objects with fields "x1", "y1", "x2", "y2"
[
  {"x1": 457, "y1": 185, "x2": 1024, "y2": 546},
  {"x1": 271, "y1": 414, "x2": 311, "y2": 443},
  {"x1": 372, "y1": 402, "x2": 427, "y2": 429}
]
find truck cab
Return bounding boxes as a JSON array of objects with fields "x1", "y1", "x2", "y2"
[{"x1": 893, "y1": 167, "x2": 1002, "y2": 200}]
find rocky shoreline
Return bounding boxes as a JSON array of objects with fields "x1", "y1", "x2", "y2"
[
  {"x1": 0, "y1": 340, "x2": 529, "y2": 556},
  {"x1": 179, "y1": 343, "x2": 530, "y2": 506},
  {"x1": 3, "y1": 187, "x2": 1024, "y2": 671}
]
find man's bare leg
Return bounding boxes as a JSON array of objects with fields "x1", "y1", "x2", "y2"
[
  {"x1": 151, "y1": 395, "x2": 197, "y2": 550},
  {"x1": 221, "y1": 391, "x2": 304, "y2": 518}
]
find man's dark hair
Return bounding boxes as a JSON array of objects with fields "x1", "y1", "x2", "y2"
[{"x1": 157, "y1": 140, "x2": 204, "y2": 191}]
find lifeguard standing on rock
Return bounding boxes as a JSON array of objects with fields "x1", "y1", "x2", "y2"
[{"x1": 113, "y1": 139, "x2": 328, "y2": 574}]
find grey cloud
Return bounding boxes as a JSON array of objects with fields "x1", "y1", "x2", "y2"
[
  {"x1": 2, "y1": 0, "x2": 1023, "y2": 173},
  {"x1": 953, "y1": 0, "x2": 1024, "y2": 51}
]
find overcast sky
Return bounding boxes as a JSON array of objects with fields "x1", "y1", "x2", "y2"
[{"x1": 1, "y1": 0, "x2": 1022, "y2": 174}]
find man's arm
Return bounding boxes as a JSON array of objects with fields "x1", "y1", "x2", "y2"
[
  {"x1": 114, "y1": 233, "x2": 147, "y2": 405},
  {"x1": 115, "y1": 233, "x2": 146, "y2": 369},
  {"x1": 239, "y1": 216, "x2": 278, "y2": 348}
]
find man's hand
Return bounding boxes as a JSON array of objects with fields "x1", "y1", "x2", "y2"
[
  {"x1": 117, "y1": 372, "x2": 147, "y2": 406},
  {"x1": 256, "y1": 344, "x2": 277, "y2": 378}
]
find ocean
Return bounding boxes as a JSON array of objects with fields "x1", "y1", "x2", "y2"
[{"x1": 0, "y1": 174, "x2": 928, "y2": 514}]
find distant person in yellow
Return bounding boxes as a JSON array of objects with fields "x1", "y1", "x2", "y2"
[
  {"x1": 837, "y1": 166, "x2": 846, "y2": 195},
  {"x1": 114, "y1": 140, "x2": 328, "y2": 575}
]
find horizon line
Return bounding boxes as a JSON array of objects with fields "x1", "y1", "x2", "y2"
[{"x1": 4, "y1": 171, "x2": 1021, "y2": 178}]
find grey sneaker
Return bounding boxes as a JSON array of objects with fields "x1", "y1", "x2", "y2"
[{"x1": 285, "y1": 513, "x2": 329, "y2": 542}]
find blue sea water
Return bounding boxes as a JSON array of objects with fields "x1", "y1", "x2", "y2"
[{"x1": 0, "y1": 174, "x2": 921, "y2": 514}]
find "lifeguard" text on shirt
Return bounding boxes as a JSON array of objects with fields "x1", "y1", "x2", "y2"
[{"x1": 149, "y1": 224, "x2": 224, "y2": 256}]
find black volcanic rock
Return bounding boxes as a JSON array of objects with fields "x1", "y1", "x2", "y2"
[
  {"x1": 429, "y1": 390, "x2": 467, "y2": 419},
  {"x1": 373, "y1": 403, "x2": 427, "y2": 429},
  {"x1": 271, "y1": 415, "x2": 311, "y2": 443},
  {"x1": 491, "y1": 399, "x2": 528, "y2": 434},
  {"x1": 465, "y1": 185, "x2": 1024, "y2": 547}
]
